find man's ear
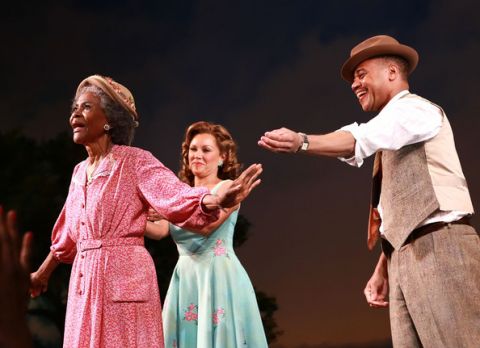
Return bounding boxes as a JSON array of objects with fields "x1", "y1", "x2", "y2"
[{"x1": 388, "y1": 64, "x2": 398, "y2": 81}]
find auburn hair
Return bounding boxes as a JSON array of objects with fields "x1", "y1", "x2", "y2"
[{"x1": 178, "y1": 121, "x2": 241, "y2": 186}]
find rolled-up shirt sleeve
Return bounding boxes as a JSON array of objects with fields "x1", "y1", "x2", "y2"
[
  {"x1": 337, "y1": 92, "x2": 443, "y2": 168},
  {"x1": 337, "y1": 122, "x2": 363, "y2": 167},
  {"x1": 135, "y1": 150, "x2": 219, "y2": 229}
]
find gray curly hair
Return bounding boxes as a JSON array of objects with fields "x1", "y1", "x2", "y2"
[{"x1": 75, "y1": 85, "x2": 138, "y2": 145}]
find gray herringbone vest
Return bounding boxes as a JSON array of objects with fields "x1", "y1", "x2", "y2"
[{"x1": 369, "y1": 94, "x2": 474, "y2": 250}]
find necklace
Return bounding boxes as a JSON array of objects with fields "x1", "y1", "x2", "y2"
[
  {"x1": 86, "y1": 145, "x2": 112, "y2": 184},
  {"x1": 86, "y1": 163, "x2": 98, "y2": 184}
]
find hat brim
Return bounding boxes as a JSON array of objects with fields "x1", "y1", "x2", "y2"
[{"x1": 341, "y1": 44, "x2": 419, "y2": 82}]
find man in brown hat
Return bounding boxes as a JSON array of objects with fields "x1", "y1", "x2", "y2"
[{"x1": 258, "y1": 35, "x2": 480, "y2": 347}]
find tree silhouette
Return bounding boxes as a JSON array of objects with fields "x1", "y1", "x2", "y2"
[
  {"x1": 0, "y1": 130, "x2": 84, "y2": 347},
  {"x1": 1, "y1": 130, "x2": 281, "y2": 346}
]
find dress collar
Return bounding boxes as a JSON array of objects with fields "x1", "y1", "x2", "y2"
[{"x1": 73, "y1": 145, "x2": 119, "y2": 186}]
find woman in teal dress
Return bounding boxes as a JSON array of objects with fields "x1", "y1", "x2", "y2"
[{"x1": 146, "y1": 121, "x2": 268, "y2": 348}]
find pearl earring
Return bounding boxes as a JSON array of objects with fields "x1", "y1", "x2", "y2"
[
  {"x1": 104, "y1": 124, "x2": 111, "y2": 131},
  {"x1": 218, "y1": 160, "x2": 224, "y2": 167}
]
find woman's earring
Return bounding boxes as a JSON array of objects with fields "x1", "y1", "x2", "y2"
[
  {"x1": 218, "y1": 160, "x2": 224, "y2": 167},
  {"x1": 104, "y1": 124, "x2": 111, "y2": 131}
]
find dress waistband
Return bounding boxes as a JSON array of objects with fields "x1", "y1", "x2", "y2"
[
  {"x1": 177, "y1": 238, "x2": 233, "y2": 257},
  {"x1": 77, "y1": 237, "x2": 144, "y2": 252}
]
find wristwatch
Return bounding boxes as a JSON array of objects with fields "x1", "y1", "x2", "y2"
[{"x1": 297, "y1": 132, "x2": 309, "y2": 152}]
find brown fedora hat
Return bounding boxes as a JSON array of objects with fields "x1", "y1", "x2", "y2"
[
  {"x1": 76, "y1": 75, "x2": 138, "y2": 120},
  {"x1": 341, "y1": 35, "x2": 419, "y2": 82}
]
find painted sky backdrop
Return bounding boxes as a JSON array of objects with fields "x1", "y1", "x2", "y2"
[{"x1": 2, "y1": 1, "x2": 480, "y2": 347}]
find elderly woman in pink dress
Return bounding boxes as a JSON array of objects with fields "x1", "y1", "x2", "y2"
[{"x1": 28, "y1": 75, "x2": 262, "y2": 348}]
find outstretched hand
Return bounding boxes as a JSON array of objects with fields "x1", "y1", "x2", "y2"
[
  {"x1": 258, "y1": 127, "x2": 303, "y2": 153},
  {"x1": 0, "y1": 206, "x2": 33, "y2": 348},
  {"x1": 217, "y1": 163, "x2": 263, "y2": 209}
]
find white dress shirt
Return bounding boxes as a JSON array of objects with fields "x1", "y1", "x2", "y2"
[{"x1": 338, "y1": 90, "x2": 468, "y2": 232}]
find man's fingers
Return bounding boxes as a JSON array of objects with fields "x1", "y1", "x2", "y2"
[
  {"x1": 365, "y1": 286, "x2": 389, "y2": 308},
  {"x1": 263, "y1": 129, "x2": 285, "y2": 139},
  {"x1": 364, "y1": 287, "x2": 370, "y2": 299},
  {"x1": 258, "y1": 140, "x2": 292, "y2": 153},
  {"x1": 368, "y1": 300, "x2": 389, "y2": 308},
  {"x1": 264, "y1": 129, "x2": 294, "y2": 141},
  {"x1": 261, "y1": 136, "x2": 292, "y2": 148},
  {"x1": 258, "y1": 140, "x2": 281, "y2": 152},
  {"x1": 259, "y1": 136, "x2": 295, "y2": 152}
]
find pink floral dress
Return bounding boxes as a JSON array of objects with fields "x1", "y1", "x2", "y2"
[{"x1": 50, "y1": 145, "x2": 218, "y2": 348}]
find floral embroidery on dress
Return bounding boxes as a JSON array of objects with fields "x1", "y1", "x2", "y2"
[
  {"x1": 213, "y1": 239, "x2": 227, "y2": 256},
  {"x1": 212, "y1": 307, "x2": 225, "y2": 325},
  {"x1": 184, "y1": 303, "x2": 198, "y2": 323}
]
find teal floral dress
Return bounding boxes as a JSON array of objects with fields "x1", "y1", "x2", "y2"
[{"x1": 162, "y1": 181, "x2": 268, "y2": 347}]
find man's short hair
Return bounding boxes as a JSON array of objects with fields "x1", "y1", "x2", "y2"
[{"x1": 378, "y1": 55, "x2": 410, "y2": 79}]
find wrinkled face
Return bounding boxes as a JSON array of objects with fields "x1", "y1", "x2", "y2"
[
  {"x1": 351, "y1": 58, "x2": 391, "y2": 112},
  {"x1": 188, "y1": 133, "x2": 224, "y2": 179},
  {"x1": 70, "y1": 92, "x2": 108, "y2": 145}
]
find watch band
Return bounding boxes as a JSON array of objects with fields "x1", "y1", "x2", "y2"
[{"x1": 297, "y1": 132, "x2": 309, "y2": 152}]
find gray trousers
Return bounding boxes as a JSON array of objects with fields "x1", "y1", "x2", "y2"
[{"x1": 385, "y1": 223, "x2": 480, "y2": 348}]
